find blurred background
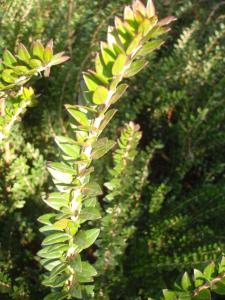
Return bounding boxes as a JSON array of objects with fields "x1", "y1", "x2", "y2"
[{"x1": 0, "y1": 0, "x2": 225, "y2": 299}]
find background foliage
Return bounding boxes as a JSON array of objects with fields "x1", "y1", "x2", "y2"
[{"x1": 0, "y1": 0, "x2": 224, "y2": 299}]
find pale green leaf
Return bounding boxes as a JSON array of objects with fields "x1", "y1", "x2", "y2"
[
  {"x1": 55, "y1": 136, "x2": 80, "y2": 159},
  {"x1": 110, "y1": 84, "x2": 128, "y2": 104},
  {"x1": 32, "y1": 41, "x2": 45, "y2": 60},
  {"x1": 74, "y1": 228, "x2": 100, "y2": 251},
  {"x1": 93, "y1": 85, "x2": 109, "y2": 105},
  {"x1": 44, "y1": 291, "x2": 68, "y2": 300},
  {"x1": 3, "y1": 49, "x2": 17, "y2": 67},
  {"x1": 44, "y1": 192, "x2": 70, "y2": 211},
  {"x1": 194, "y1": 269, "x2": 205, "y2": 288},
  {"x1": 124, "y1": 60, "x2": 148, "y2": 78},
  {"x1": 80, "y1": 207, "x2": 101, "y2": 223},
  {"x1": 38, "y1": 213, "x2": 57, "y2": 225},
  {"x1": 17, "y1": 43, "x2": 31, "y2": 62},
  {"x1": 65, "y1": 108, "x2": 89, "y2": 126},
  {"x1": 138, "y1": 39, "x2": 164, "y2": 56},
  {"x1": 112, "y1": 53, "x2": 127, "y2": 76},
  {"x1": 99, "y1": 109, "x2": 117, "y2": 132},
  {"x1": 70, "y1": 255, "x2": 82, "y2": 272},
  {"x1": 42, "y1": 232, "x2": 70, "y2": 246},
  {"x1": 181, "y1": 272, "x2": 192, "y2": 291},
  {"x1": 82, "y1": 182, "x2": 102, "y2": 197},
  {"x1": 91, "y1": 137, "x2": 115, "y2": 159}
]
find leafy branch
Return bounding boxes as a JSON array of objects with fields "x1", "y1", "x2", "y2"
[
  {"x1": 37, "y1": 1, "x2": 176, "y2": 299},
  {"x1": 158, "y1": 256, "x2": 225, "y2": 300},
  {"x1": 0, "y1": 40, "x2": 69, "y2": 141},
  {"x1": 95, "y1": 122, "x2": 142, "y2": 298}
]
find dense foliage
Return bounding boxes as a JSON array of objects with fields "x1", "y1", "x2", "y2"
[{"x1": 0, "y1": 0, "x2": 224, "y2": 299}]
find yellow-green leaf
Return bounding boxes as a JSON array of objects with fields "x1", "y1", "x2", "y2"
[
  {"x1": 17, "y1": 43, "x2": 31, "y2": 62},
  {"x1": 112, "y1": 53, "x2": 127, "y2": 76},
  {"x1": 93, "y1": 86, "x2": 109, "y2": 105}
]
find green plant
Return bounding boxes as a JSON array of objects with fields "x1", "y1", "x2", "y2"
[
  {"x1": 0, "y1": 40, "x2": 69, "y2": 141},
  {"x1": 0, "y1": 39, "x2": 68, "y2": 299},
  {"x1": 158, "y1": 256, "x2": 225, "y2": 300},
  {"x1": 116, "y1": 1, "x2": 225, "y2": 297},
  {"x1": 37, "y1": 1, "x2": 176, "y2": 299},
  {"x1": 95, "y1": 122, "x2": 142, "y2": 298}
]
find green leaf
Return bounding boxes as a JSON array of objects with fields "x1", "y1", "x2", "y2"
[
  {"x1": 32, "y1": 41, "x2": 45, "y2": 60},
  {"x1": 17, "y1": 43, "x2": 31, "y2": 62},
  {"x1": 83, "y1": 285, "x2": 95, "y2": 297},
  {"x1": 51, "y1": 263, "x2": 67, "y2": 277},
  {"x1": 93, "y1": 85, "x2": 109, "y2": 105},
  {"x1": 74, "y1": 228, "x2": 100, "y2": 251},
  {"x1": 12, "y1": 65, "x2": 29, "y2": 75},
  {"x1": 42, "y1": 232, "x2": 71, "y2": 246},
  {"x1": 76, "y1": 274, "x2": 93, "y2": 283},
  {"x1": 42, "y1": 273, "x2": 70, "y2": 288},
  {"x1": 175, "y1": 291, "x2": 192, "y2": 300},
  {"x1": 219, "y1": 257, "x2": 225, "y2": 273},
  {"x1": 29, "y1": 58, "x2": 42, "y2": 68},
  {"x1": 110, "y1": 84, "x2": 128, "y2": 104},
  {"x1": 54, "y1": 218, "x2": 69, "y2": 230},
  {"x1": 138, "y1": 39, "x2": 164, "y2": 56},
  {"x1": 55, "y1": 136, "x2": 80, "y2": 159},
  {"x1": 44, "y1": 291, "x2": 67, "y2": 300},
  {"x1": 47, "y1": 162, "x2": 75, "y2": 175},
  {"x1": 83, "y1": 72, "x2": 107, "y2": 91},
  {"x1": 100, "y1": 42, "x2": 116, "y2": 66},
  {"x1": 84, "y1": 197, "x2": 97, "y2": 208},
  {"x1": 37, "y1": 244, "x2": 68, "y2": 259},
  {"x1": 44, "y1": 40, "x2": 53, "y2": 63},
  {"x1": 65, "y1": 108, "x2": 89, "y2": 126},
  {"x1": 193, "y1": 289, "x2": 211, "y2": 300},
  {"x1": 112, "y1": 53, "x2": 127, "y2": 76},
  {"x1": 80, "y1": 261, "x2": 97, "y2": 277},
  {"x1": 99, "y1": 109, "x2": 117, "y2": 132},
  {"x1": 80, "y1": 207, "x2": 101, "y2": 223},
  {"x1": 82, "y1": 182, "x2": 102, "y2": 197},
  {"x1": 181, "y1": 272, "x2": 192, "y2": 291},
  {"x1": 39, "y1": 224, "x2": 61, "y2": 233},
  {"x1": 69, "y1": 284, "x2": 82, "y2": 299},
  {"x1": 1, "y1": 69, "x2": 17, "y2": 83},
  {"x1": 3, "y1": 49, "x2": 17, "y2": 67},
  {"x1": 38, "y1": 213, "x2": 57, "y2": 225},
  {"x1": 139, "y1": 17, "x2": 158, "y2": 36},
  {"x1": 44, "y1": 192, "x2": 70, "y2": 211},
  {"x1": 150, "y1": 26, "x2": 170, "y2": 39},
  {"x1": 126, "y1": 32, "x2": 142, "y2": 55},
  {"x1": 124, "y1": 60, "x2": 148, "y2": 78},
  {"x1": 91, "y1": 137, "x2": 115, "y2": 159},
  {"x1": 194, "y1": 269, "x2": 205, "y2": 288},
  {"x1": 70, "y1": 255, "x2": 82, "y2": 272},
  {"x1": 204, "y1": 262, "x2": 216, "y2": 280},
  {"x1": 213, "y1": 278, "x2": 225, "y2": 295},
  {"x1": 41, "y1": 259, "x2": 61, "y2": 272},
  {"x1": 47, "y1": 162, "x2": 74, "y2": 184},
  {"x1": 162, "y1": 289, "x2": 176, "y2": 300},
  {"x1": 95, "y1": 53, "x2": 112, "y2": 78}
]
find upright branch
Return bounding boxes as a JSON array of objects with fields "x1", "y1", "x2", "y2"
[
  {"x1": 37, "y1": 1, "x2": 176, "y2": 299},
  {"x1": 95, "y1": 122, "x2": 142, "y2": 298}
]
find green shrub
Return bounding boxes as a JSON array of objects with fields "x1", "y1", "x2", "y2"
[{"x1": 0, "y1": 0, "x2": 224, "y2": 299}]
